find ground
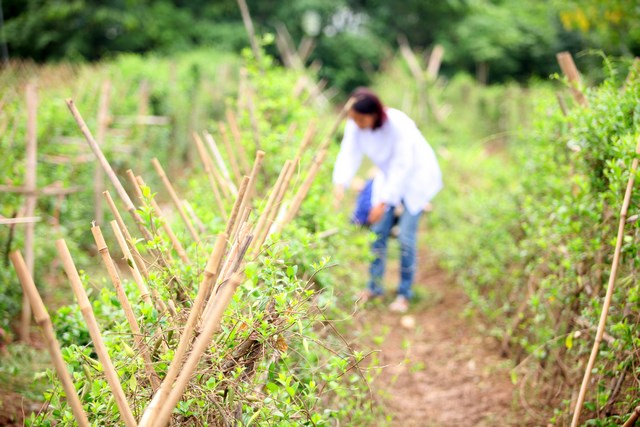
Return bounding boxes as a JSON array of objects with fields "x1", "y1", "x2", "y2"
[{"x1": 355, "y1": 250, "x2": 524, "y2": 426}]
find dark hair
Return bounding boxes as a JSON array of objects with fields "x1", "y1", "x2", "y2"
[{"x1": 350, "y1": 87, "x2": 387, "y2": 130}]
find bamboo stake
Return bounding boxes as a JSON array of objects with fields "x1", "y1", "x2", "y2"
[
  {"x1": 192, "y1": 132, "x2": 228, "y2": 217},
  {"x1": 95, "y1": 80, "x2": 111, "y2": 226},
  {"x1": 571, "y1": 139, "x2": 640, "y2": 427},
  {"x1": 192, "y1": 132, "x2": 231, "y2": 200},
  {"x1": 56, "y1": 239, "x2": 138, "y2": 427},
  {"x1": 205, "y1": 129, "x2": 239, "y2": 195},
  {"x1": 217, "y1": 122, "x2": 243, "y2": 185},
  {"x1": 110, "y1": 219, "x2": 170, "y2": 354},
  {"x1": 138, "y1": 233, "x2": 228, "y2": 427},
  {"x1": 133, "y1": 175, "x2": 190, "y2": 264},
  {"x1": 263, "y1": 159, "x2": 295, "y2": 239},
  {"x1": 9, "y1": 251, "x2": 90, "y2": 427},
  {"x1": 0, "y1": 216, "x2": 40, "y2": 225},
  {"x1": 21, "y1": 83, "x2": 37, "y2": 341},
  {"x1": 225, "y1": 109, "x2": 251, "y2": 174},
  {"x1": 151, "y1": 158, "x2": 200, "y2": 242},
  {"x1": 66, "y1": 99, "x2": 134, "y2": 213},
  {"x1": 622, "y1": 405, "x2": 640, "y2": 427},
  {"x1": 109, "y1": 220, "x2": 152, "y2": 305},
  {"x1": 104, "y1": 190, "x2": 150, "y2": 278},
  {"x1": 151, "y1": 272, "x2": 245, "y2": 427},
  {"x1": 236, "y1": 0, "x2": 262, "y2": 67},
  {"x1": 283, "y1": 99, "x2": 353, "y2": 223},
  {"x1": 556, "y1": 51, "x2": 588, "y2": 107},
  {"x1": 425, "y1": 44, "x2": 444, "y2": 82},
  {"x1": 252, "y1": 160, "x2": 292, "y2": 255},
  {"x1": 224, "y1": 176, "x2": 250, "y2": 237},
  {"x1": 245, "y1": 85, "x2": 262, "y2": 151},
  {"x1": 66, "y1": 99, "x2": 156, "y2": 244},
  {"x1": 232, "y1": 150, "x2": 265, "y2": 238},
  {"x1": 91, "y1": 225, "x2": 161, "y2": 391}
]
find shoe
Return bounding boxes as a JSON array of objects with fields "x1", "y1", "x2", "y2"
[
  {"x1": 389, "y1": 296, "x2": 409, "y2": 313},
  {"x1": 356, "y1": 289, "x2": 379, "y2": 304}
]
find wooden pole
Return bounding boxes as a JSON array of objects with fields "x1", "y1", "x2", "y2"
[
  {"x1": 138, "y1": 233, "x2": 228, "y2": 427},
  {"x1": 556, "y1": 51, "x2": 588, "y2": 107},
  {"x1": 109, "y1": 221, "x2": 152, "y2": 305},
  {"x1": 91, "y1": 225, "x2": 161, "y2": 391},
  {"x1": 263, "y1": 159, "x2": 295, "y2": 241},
  {"x1": 203, "y1": 130, "x2": 238, "y2": 195},
  {"x1": 425, "y1": 44, "x2": 444, "y2": 82},
  {"x1": 283, "y1": 99, "x2": 353, "y2": 224},
  {"x1": 66, "y1": 99, "x2": 134, "y2": 212},
  {"x1": 9, "y1": 251, "x2": 91, "y2": 427},
  {"x1": 232, "y1": 151, "x2": 265, "y2": 238},
  {"x1": 21, "y1": 83, "x2": 37, "y2": 341},
  {"x1": 252, "y1": 160, "x2": 292, "y2": 255},
  {"x1": 571, "y1": 139, "x2": 640, "y2": 427},
  {"x1": 622, "y1": 406, "x2": 640, "y2": 427},
  {"x1": 133, "y1": 175, "x2": 190, "y2": 264},
  {"x1": 94, "y1": 80, "x2": 112, "y2": 226},
  {"x1": 192, "y1": 132, "x2": 228, "y2": 217},
  {"x1": 245, "y1": 85, "x2": 262, "y2": 151},
  {"x1": 225, "y1": 109, "x2": 251, "y2": 174},
  {"x1": 217, "y1": 122, "x2": 243, "y2": 186},
  {"x1": 236, "y1": 0, "x2": 262, "y2": 67},
  {"x1": 66, "y1": 99, "x2": 157, "y2": 245},
  {"x1": 224, "y1": 176, "x2": 250, "y2": 237},
  {"x1": 110, "y1": 220, "x2": 170, "y2": 353},
  {"x1": 151, "y1": 272, "x2": 245, "y2": 427},
  {"x1": 104, "y1": 190, "x2": 149, "y2": 278},
  {"x1": 56, "y1": 239, "x2": 138, "y2": 427},
  {"x1": 151, "y1": 158, "x2": 200, "y2": 242}
]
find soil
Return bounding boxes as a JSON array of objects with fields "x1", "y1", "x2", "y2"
[{"x1": 355, "y1": 250, "x2": 522, "y2": 426}]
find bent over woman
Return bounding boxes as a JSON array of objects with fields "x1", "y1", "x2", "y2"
[{"x1": 332, "y1": 88, "x2": 442, "y2": 313}]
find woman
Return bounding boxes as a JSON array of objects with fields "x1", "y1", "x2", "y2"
[{"x1": 333, "y1": 88, "x2": 442, "y2": 313}]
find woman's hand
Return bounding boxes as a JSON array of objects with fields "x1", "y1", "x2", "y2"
[
  {"x1": 368, "y1": 203, "x2": 386, "y2": 224},
  {"x1": 333, "y1": 185, "x2": 345, "y2": 209}
]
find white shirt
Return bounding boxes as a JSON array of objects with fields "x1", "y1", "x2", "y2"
[{"x1": 332, "y1": 108, "x2": 442, "y2": 215}]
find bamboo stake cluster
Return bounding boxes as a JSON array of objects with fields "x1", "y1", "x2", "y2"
[{"x1": 12, "y1": 55, "x2": 355, "y2": 423}]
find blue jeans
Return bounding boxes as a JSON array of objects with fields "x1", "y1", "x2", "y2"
[{"x1": 367, "y1": 204, "x2": 422, "y2": 299}]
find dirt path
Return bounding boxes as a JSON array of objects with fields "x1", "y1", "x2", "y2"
[{"x1": 355, "y1": 251, "x2": 519, "y2": 426}]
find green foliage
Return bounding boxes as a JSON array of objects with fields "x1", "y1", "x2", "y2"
[
  {"x1": 399, "y1": 54, "x2": 640, "y2": 424},
  {"x1": 15, "y1": 48, "x2": 382, "y2": 426}
]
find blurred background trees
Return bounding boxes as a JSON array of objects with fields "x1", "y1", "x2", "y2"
[{"x1": 1, "y1": 0, "x2": 638, "y2": 92}]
